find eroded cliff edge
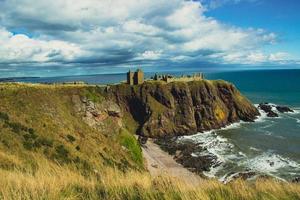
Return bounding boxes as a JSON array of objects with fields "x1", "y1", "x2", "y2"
[{"x1": 105, "y1": 80, "x2": 259, "y2": 137}]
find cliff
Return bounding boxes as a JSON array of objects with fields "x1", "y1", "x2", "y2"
[
  {"x1": 107, "y1": 80, "x2": 259, "y2": 137},
  {"x1": 1, "y1": 83, "x2": 297, "y2": 200}
]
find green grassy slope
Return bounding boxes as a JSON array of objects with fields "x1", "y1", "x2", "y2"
[{"x1": 0, "y1": 83, "x2": 143, "y2": 175}]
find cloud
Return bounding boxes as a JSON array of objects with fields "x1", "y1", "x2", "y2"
[
  {"x1": 199, "y1": 0, "x2": 260, "y2": 10},
  {"x1": 0, "y1": 0, "x2": 296, "y2": 76},
  {"x1": 218, "y1": 51, "x2": 292, "y2": 64},
  {"x1": 0, "y1": 28, "x2": 84, "y2": 64}
]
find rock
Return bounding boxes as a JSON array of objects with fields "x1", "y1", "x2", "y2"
[
  {"x1": 276, "y1": 106, "x2": 294, "y2": 113},
  {"x1": 259, "y1": 103, "x2": 294, "y2": 117},
  {"x1": 267, "y1": 111, "x2": 279, "y2": 117},
  {"x1": 138, "y1": 136, "x2": 148, "y2": 145},
  {"x1": 81, "y1": 96, "x2": 88, "y2": 103},
  {"x1": 292, "y1": 177, "x2": 300, "y2": 183},
  {"x1": 151, "y1": 164, "x2": 158, "y2": 168},
  {"x1": 259, "y1": 103, "x2": 279, "y2": 117},
  {"x1": 110, "y1": 80, "x2": 260, "y2": 137},
  {"x1": 107, "y1": 105, "x2": 122, "y2": 117},
  {"x1": 226, "y1": 171, "x2": 256, "y2": 182},
  {"x1": 258, "y1": 103, "x2": 273, "y2": 113},
  {"x1": 154, "y1": 138, "x2": 217, "y2": 174}
]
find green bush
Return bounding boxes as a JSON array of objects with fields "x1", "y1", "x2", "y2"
[
  {"x1": 23, "y1": 133, "x2": 38, "y2": 141},
  {"x1": 7, "y1": 122, "x2": 28, "y2": 134},
  {"x1": 83, "y1": 87, "x2": 103, "y2": 103},
  {"x1": 117, "y1": 129, "x2": 143, "y2": 168},
  {"x1": 67, "y1": 134, "x2": 76, "y2": 143},
  {"x1": 0, "y1": 112, "x2": 9, "y2": 121},
  {"x1": 28, "y1": 128, "x2": 35, "y2": 135},
  {"x1": 37, "y1": 137, "x2": 53, "y2": 147},
  {"x1": 23, "y1": 140, "x2": 35, "y2": 150},
  {"x1": 53, "y1": 145, "x2": 70, "y2": 163}
]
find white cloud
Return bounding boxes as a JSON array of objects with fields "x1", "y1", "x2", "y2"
[
  {"x1": 0, "y1": 28, "x2": 83, "y2": 63},
  {"x1": 219, "y1": 51, "x2": 291, "y2": 64},
  {"x1": 200, "y1": 0, "x2": 260, "y2": 10},
  {"x1": 138, "y1": 50, "x2": 163, "y2": 60},
  {"x1": 269, "y1": 52, "x2": 290, "y2": 61},
  {"x1": 0, "y1": 0, "x2": 294, "y2": 71}
]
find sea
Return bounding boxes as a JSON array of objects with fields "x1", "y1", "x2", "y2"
[{"x1": 2, "y1": 69, "x2": 300, "y2": 181}]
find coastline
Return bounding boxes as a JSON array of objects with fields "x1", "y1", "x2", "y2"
[{"x1": 149, "y1": 104, "x2": 300, "y2": 183}]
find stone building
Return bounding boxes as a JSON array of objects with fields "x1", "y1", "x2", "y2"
[
  {"x1": 127, "y1": 69, "x2": 144, "y2": 85},
  {"x1": 153, "y1": 72, "x2": 204, "y2": 83}
]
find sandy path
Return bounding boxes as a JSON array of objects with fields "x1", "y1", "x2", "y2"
[{"x1": 142, "y1": 139, "x2": 202, "y2": 186}]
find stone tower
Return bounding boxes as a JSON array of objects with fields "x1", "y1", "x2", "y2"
[
  {"x1": 127, "y1": 69, "x2": 144, "y2": 85},
  {"x1": 135, "y1": 69, "x2": 144, "y2": 85},
  {"x1": 127, "y1": 70, "x2": 134, "y2": 85}
]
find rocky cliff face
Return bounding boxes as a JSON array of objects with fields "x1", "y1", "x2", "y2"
[{"x1": 106, "y1": 80, "x2": 259, "y2": 137}]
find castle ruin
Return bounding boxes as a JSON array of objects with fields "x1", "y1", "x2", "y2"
[
  {"x1": 153, "y1": 72, "x2": 204, "y2": 83},
  {"x1": 127, "y1": 69, "x2": 144, "y2": 85}
]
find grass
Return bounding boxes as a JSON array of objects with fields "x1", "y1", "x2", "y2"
[
  {"x1": 0, "y1": 158, "x2": 299, "y2": 200},
  {"x1": 117, "y1": 128, "x2": 143, "y2": 168},
  {"x1": 0, "y1": 83, "x2": 299, "y2": 199}
]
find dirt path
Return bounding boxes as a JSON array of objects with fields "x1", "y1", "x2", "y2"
[{"x1": 142, "y1": 139, "x2": 202, "y2": 186}]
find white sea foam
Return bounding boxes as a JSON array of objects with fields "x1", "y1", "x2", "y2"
[
  {"x1": 178, "y1": 103, "x2": 299, "y2": 181},
  {"x1": 256, "y1": 103, "x2": 299, "y2": 119},
  {"x1": 179, "y1": 130, "x2": 244, "y2": 178},
  {"x1": 289, "y1": 107, "x2": 300, "y2": 114},
  {"x1": 255, "y1": 106, "x2": 268, "y2": 122},
  {"x1": 242, "y1": 152, "x2": 300, "y2": 174},
  {"x1": 238, "y1": 151, "x2": 247, "y2": 157},
  {"x1": 260, "y1": 123, "x2": 274, "y2": 129},
  {"x1": 249, "y1": 146, "x2": 260, "y2": 152}
]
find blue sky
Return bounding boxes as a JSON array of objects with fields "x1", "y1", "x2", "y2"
[
  {"x1": 203, "y1": 0, "x2": 300, "y2": 59},
  {"x1": 0, "y1": 0, "x2": 299, "y2": 77}
]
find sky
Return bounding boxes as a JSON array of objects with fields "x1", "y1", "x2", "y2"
[{"x1": 0, "y1": 0, "x2": 299, "y2": 77}]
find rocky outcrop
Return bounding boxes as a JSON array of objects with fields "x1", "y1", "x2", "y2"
[
  {"x1": 276, "y1": 105, "x2": 294, "y2": 113},
  {"x1": 258, "y1": 103, "x2": 279, "y2": 117},
  {"x1": 72, "y1": 95, "x2": 123, "y2": 133},
  {"x1": 154, "y1": 137, "x2": 217, "y2": 174},
  {"x1": 107, "y1": 80, "x2": 259, "y2": 137},
  {"x1": 258, "y1": 103, "x2": 294, "y2": 118}
]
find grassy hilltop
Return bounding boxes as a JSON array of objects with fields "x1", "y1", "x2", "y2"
[{"x1": 0, "y1": 82, "x2": 299, "y2": 200}]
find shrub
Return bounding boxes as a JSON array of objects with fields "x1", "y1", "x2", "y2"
[
  {"x1": 117, "y1": 129, "x2": 143, "y2": 168},
  {"x1": 0, "y1": 112, "x2": 9, "y2": 121},
  {"x1": 83, "y1": 87, "x2": 103, "y2": 103},
  {"x1": 37, "y1": 137, "x2": 53, "y2": 147},
  {"x1": 28, "y1": 128, "x2": 35, "y2": 135},
  {"x1": 53, "y1": 145, "x2": 70, "y2": 163},
  {"x1": 23, "y1": 141, "x2": 35, "y2": 150},
  {"x1": 7, "y1": 122, "x2": 28, "y2": 134},
  {"x1": 23, "y1": 133, "x2": 38, "y2": 141},
  {"x1": 67, "y1": 134, "x2": 76, "y2": 143}
]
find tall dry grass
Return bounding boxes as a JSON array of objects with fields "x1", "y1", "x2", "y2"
[{"x1": 0, "y1": 157, "x2": 299, "y2": 200}]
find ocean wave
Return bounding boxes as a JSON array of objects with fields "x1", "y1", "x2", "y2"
[
  {"x1": 242, "y1": 152, "x2": 300, "y2": 174},
  {"x1": 259, "y1": 122, "x2": 275, "y2": 129},
  {"x1": 290, "y1": 108, "x2": 300, "y2": 114},
  {"x1": 179, "y1": 131, "x2": 243, "y2": 178},
  {"x1": 256, "y1": 103, "x2": 299, "y2": 118},
  {"x1": 217, "y1": 152, "x2": 300, "y2": 183},
  {"x1": 178, "y1": 104, "x2": 299, "y2": 180},
  {"x1": 255, "y1": 106, "x2": 268, "y2": 122},
  {"x1": 249, "y1": 146, "x2": 260, "y2": 152}
]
